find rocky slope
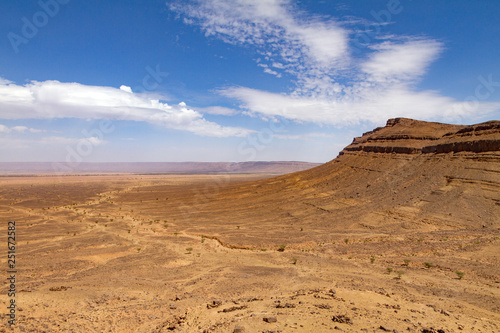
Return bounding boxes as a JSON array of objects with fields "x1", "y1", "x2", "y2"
[{"x1": 148, "y1": 118, "x2": 500, "y2": 248}]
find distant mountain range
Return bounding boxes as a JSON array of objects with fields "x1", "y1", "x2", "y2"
[{"x1": 0, "y1": 161, "x2": 321, "y2": 175}]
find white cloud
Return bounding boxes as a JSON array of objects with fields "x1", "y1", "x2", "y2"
[
  {"x1": 222, "y1": 85, "x2": 500, "y2": 126},
  {"x1": 0, "y1": 79, "x2": 253, "y2": 137},
  {"x1": 12, "y1": 126, "x2": 28, "y2": 132},
  {"x1": 0, "y1": 124, "x2": 10, "y2": 133},
  {"x1": 169, "y1": 0, "x2": 349, "y2": 71},
  {"x1": 263, "y1": 67, "x2": 281, "y2": 77},
  {"x1": 120, "y1": 85, "x2": 133, "y2": 93},
  {"x1": 172, "y1": 1, "x2": 500, "y2": 125},
  {"x1": 362, "y1": 39, "x2": 443, "y2": 84},
  {"x1": 0, "y1": 124, "x2": 45, "y2": 134},
  {"x1": 195, "y1": 106, "x2": 239, "y2": 116}
]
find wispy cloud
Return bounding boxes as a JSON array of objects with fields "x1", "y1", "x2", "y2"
[
  {"x1": 171, "y1": 0, "x2": 500, "y2": 125},
  {"x1": 0, "y1": 80, "x2": 253, "y2": 137},
  {"x1": 0, "y1": 124, "x2": 45, "y2": 133},
  {"x1": 195, "y1": 106, "x2": 240, "y2": 116},
  {"x1": 170, "y1": 0, "x2": 349, "y2": 76}
]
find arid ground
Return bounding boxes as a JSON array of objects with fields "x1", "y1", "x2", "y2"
[{"x1": 0, "y1": 118, "x2": 499, "y2": 332}]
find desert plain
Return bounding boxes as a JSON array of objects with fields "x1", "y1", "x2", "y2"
[{"x1": 0, "y1": 118, "x2": 499, "y2": 332}]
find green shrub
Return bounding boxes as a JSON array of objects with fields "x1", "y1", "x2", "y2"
[{"x1": 455, "y1": 271, "x2": 465, "y2": 280}]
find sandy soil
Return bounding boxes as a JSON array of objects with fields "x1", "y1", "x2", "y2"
[{"x1": 0, "y1": 173, "x2": 498, "y2": 333}]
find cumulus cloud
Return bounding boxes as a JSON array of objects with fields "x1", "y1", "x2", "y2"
[
  {"x1": 120, "y1": 85, "x2": 133, "y2": 93},
  {"x1": 171, "y1": 0, "x2": 500, "y2": 125},
  {"x1": 0, "y1": 79, "x2": 253, "y2": 137}
]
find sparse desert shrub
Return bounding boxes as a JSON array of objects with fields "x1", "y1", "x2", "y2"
[
  {"x1": 395, "y1": 270, "x2": 405, "y2": 279},
  {"x1": 201, "y1": 236, "x2": 205, "y2": 243},
  {"x1": 370, "y1": 256, "x2": 375, "y2": 264},
  {"x1": 291, "y1": 258, "x2": 297, "y2": 265},
  {"x1": 424, "y1": 262, "x2": 435, "y2": 268},
  {"x1": 186, "y1": 248, "x2": 193, "y2": 253},
  {"x1": 278, "y1": 244, "x2": 286, "y2": 252},
  {"x1": 386, "y1": 267, "x2": 393, "y2": 274},
  {"x1": 403, "y1": 259, "x2": 411, "y2": 266},
  {"x1": 137, "y1": 248, "x2": 141, "y2": 252},
  {"x1": 300, "y1": 227, "x2": 303, "y2": 232},
  {"x1": 344, "y1": 238, "x2": 349, "y2": 244},
  {"x1": 261, "y1": 249, "x2": 267, "y2": 252},
  {"x1": 455, "y1": 271, "x2": 465, "y2": 280}
]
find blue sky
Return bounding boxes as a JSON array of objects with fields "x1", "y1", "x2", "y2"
[{"x1": 0, "y1": 0, "x2": 499, "y2": 163}]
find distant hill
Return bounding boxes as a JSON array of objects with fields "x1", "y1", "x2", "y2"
[{"x1": 0, "y1": 161, "x2": 321, "y2": 175}]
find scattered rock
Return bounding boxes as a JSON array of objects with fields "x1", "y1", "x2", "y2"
[
  {"x1": 49, "y1": 286, "x2": 71, "y2": 292},
  {"x1": 207, "y1": 299, "x2": 222, "y2": 309},
  {"x1": 263, "y1": 316, "x2": 278, "y2": 323},
  {"x1": 379, "y1": 325, "x2": 392, "y2": 332},
  {"x1": 422, "y1": 329, "x2": 446, "y2": 333},
  {"x1": 440, "y1": 309, "x2": 450, "y2": 316},
  {"x1": 275, "y1": 302, "x2": 295, "y2": 309},
  {"x1": 314, "y1": 304, "x2": 332, "y2": 309},
  {"x1": 219, "y1": 305, "x2": 247, "y2": 313},
  {"x1": 332, "y1": 315, "x2": 352, "y2": 324}
]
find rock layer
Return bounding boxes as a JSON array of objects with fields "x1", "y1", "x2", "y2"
[{"x1": 340, "y1": 118, "x2": 500, "y2": 155}]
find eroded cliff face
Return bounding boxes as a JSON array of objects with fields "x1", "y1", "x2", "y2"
[{"x1": 340, "y1": 118, "x2": 500, "y2": 155}]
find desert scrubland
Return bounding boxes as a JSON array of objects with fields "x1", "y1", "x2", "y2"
[{"x1": 0, "y1": 119, "x2": 499, "y2": 332}]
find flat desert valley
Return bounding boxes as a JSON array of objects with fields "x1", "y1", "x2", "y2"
[{"x1": 1, "y1": 119, "x2": 499, "y2": 332}]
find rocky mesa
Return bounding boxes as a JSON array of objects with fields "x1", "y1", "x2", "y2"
[{"x1": 340, "y1": 117, "x2": 500, "y2": 155}]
